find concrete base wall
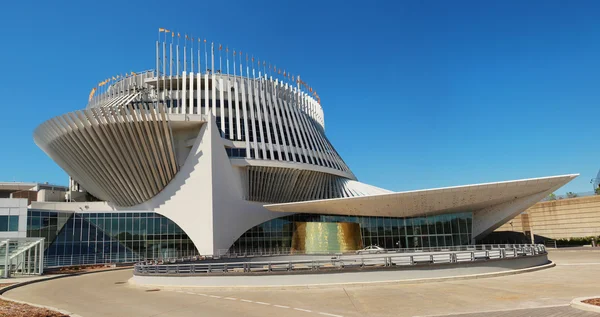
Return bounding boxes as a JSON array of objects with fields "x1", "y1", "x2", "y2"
[
  {"x1": 495, "y1": 195, "x2": 600, "y2": 239},
  {"x1": 130, "y1": 254, "x2": 549, "y2": 288}
]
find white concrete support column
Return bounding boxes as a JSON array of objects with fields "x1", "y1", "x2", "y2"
[
  {"x1": 258, "y1": 75, "x2": 275, "y2": 159},
  {"x1": 247, "y1": 78, "x2": 259, "y2": 158},
  {"x1": 293, "y1": 89, "x2": 321, "y2": 166},
  {"x1": 251, "y1": 76, "x2": 267, "y2": 159},
  {"x1": 196, "y1": 72, "x2": 201, "y2": 115},
  {"x1": 211, "y1": 73, "x2": 217, "y2": 115},
  {"x1": 4, "y1": 240, "x2": 9, "y2": 278},
  {"x1": 176, "y1": 45, "x2": 181, "y2": 112},
  {"x1": 27, "y1": 248, "x2": 31, "y2": 274},
  {"x1": 283, "y1": 84, "x2": 309, "y2": 163},
  {"x1": 278, "y1": 82, "x2": 299, "y2": 162},
  {"x1": 34, "y1": 242, "x2": 38, "y2": 274},
  {"x1": 240, "y1": 78, "x2": 251, "y2": 158},
  {"x1": 181, "y1": 71, "x2": 187, "y2": 115},
  {"x1": 227, "y1": 77, "x2": 234, "y2": 140},
  {"x1": 219, "y1": 76, "x2": 225, "y2": 135},
  {"x1": 304, "y1": 93, "x2": 332, "y2": 167},
  {"x1": 39, "y1": 239, "x2": 44, "y2": 275},
  {"x1": 267, "y1": 77, "x2": 286, "y2": 160},
  {"x1": 310, "y1": 96, "x2": 342, "y2": 170},
  {"x1": 293, "y1": 89, "x2": 315, "y2": 164},
  {"x1": 169, "y1": 43, "x2": 174, "y2": 114},
  {"x1": 234, "y1": 78, "x2": 242, "y2": 141},
  {"x1": 188, "y1": 72, "x2": 194, "y2": 115},
  {"x1": 204, "y1": 73, "x2": 210, "y2": 116}
]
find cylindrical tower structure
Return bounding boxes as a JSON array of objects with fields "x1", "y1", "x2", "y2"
[{"x1": 34, "y1": 32, "x2": 389, "y2": 208}]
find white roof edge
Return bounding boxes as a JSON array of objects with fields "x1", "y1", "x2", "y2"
[
  {"x1": 0, "y1": 181, "x2": 68, "y2": 187},
  {"x1": 264, "y1": 173, "x2": 579, "y2": 208}
]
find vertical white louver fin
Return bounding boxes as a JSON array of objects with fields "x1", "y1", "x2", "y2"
[
  {"x1": 244, "y1": 166, "x2": 390, "y2": 204},
  {"x1": 34, "y1": 98, "x2": 179, "y2": 207}
]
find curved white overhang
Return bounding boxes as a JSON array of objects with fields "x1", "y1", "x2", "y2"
[
  {"x1": 263, "y1": 174, "x2": 578, "y2": 218},
  {"x1": 34, "y1": 102, "x2": 180, "y2": 207}
]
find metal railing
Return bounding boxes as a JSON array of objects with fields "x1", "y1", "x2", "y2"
[
  {"x1": 43, "y1": 250, "x2": 200, "y2": 268},
  {"x1": 216, "y1": 244, "x2": 540, "y2": 258},
  {"x1": 134, "y1": 244, "x2": 546, "y2": 276},
  {"x1": 0, "y1": 238, "x2": 45, "y2": 278}
]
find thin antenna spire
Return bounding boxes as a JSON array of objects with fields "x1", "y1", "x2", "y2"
[
  {"x1": 204, "y1": 39, "x2": 208, "y2": 72},
  {"x1": 183, "y1": 34, "x2": 187, "y2": 73},
  {"x1": 197, "y1": 38, "x2": 201, "y2": 74},
  {"x1": 211, "y1": 42, "x2": 215, "y2": 74},
  {"x1": 219, "y1": 44, "x2": 222, "y2": 74}
]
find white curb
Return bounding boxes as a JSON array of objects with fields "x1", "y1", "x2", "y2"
[
  {"x1": 130, "y1": 261, "x2": 556, "y2": 290},
  {"x1": 571, "y1": 296, "x2": 600, "y2": 313}
]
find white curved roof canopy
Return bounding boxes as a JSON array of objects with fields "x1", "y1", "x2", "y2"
[{"x1": 264, "y1": 174, "x2": 578, "y2": 240}]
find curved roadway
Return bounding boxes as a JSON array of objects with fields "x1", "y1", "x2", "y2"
[{"x1": 5, "y1": 250, "x2": 600, "y2": 317}]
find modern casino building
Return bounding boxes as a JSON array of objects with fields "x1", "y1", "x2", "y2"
[{"x1": 27, "y1": 29, "x2": 576, "y2": 264}]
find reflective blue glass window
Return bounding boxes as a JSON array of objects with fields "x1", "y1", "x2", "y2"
[
  {"x1": 0, "y1": 216, "x2": 9, "y2": 231},
  {"x1": 229, "y1": 212, "x2": 473, "y2": 254},
  {"x1": 3, "y1": 216, "x2": 19, "y2": 231}
]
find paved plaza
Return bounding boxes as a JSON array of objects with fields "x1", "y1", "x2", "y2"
[{"x1": 4, "y1": 249, "x2": 600, "y2": 317}]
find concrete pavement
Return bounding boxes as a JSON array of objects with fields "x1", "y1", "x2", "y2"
[
  {"x1": 415, "y1": 305, "x2": 598, "y2": 317},
  {"x1": 4, "y1": 249, "x2": 600, "y2": 317}
]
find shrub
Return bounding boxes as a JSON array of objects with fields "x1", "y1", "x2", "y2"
[{"x1": 554, "y1": 236, "x2": 600, "y2": 246}]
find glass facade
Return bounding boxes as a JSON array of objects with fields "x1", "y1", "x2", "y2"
[
  {"x1": 27, "y1": 211, "x2": 198, "y2": 265},
  {"x1": 229, "y1": 212, "x2": 473, "y2": 254}
]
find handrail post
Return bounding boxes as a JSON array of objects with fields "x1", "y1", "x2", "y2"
[{"x1": 410, "y1": 256, "x2": 414, "y2": 265}]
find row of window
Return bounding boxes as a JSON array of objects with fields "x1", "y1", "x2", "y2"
[
  {"x1": 26, "y1": 211, "x2": 198, "y2": 261},
  {"x1": 162, "y1": 80, "x2": 318, "y2": 119},
  {"x1": 225, "y1": 148, "x2": 247, "y2": 158},
  {"x1": 216, "y1": 115, "x2": 342, "y2": 170},
  {"x1": 167, "y1": 95, "x2": 336, "y2": 170},
  {"x1": 229, "y1": 212, "x2": 473, "y2": 253}
]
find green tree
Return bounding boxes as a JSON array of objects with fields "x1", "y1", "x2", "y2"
[
  {"x1": 548, "y1": 193, "x2": 556, "y2": 200},
  {"x1": 566, "y1": 192, "x2": 578, "y2": 199},
  {"x1": 595, "y1": 187, "x2": 600, "y2": 195}
]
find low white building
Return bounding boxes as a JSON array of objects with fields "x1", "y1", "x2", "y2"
[{"x1": 0, "y1": 198, "x2": 28, "y2": 239}]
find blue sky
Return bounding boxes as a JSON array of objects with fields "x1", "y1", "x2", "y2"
[{"x1": 0, "y1": 0, "x2": 598, "y2": 194}]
